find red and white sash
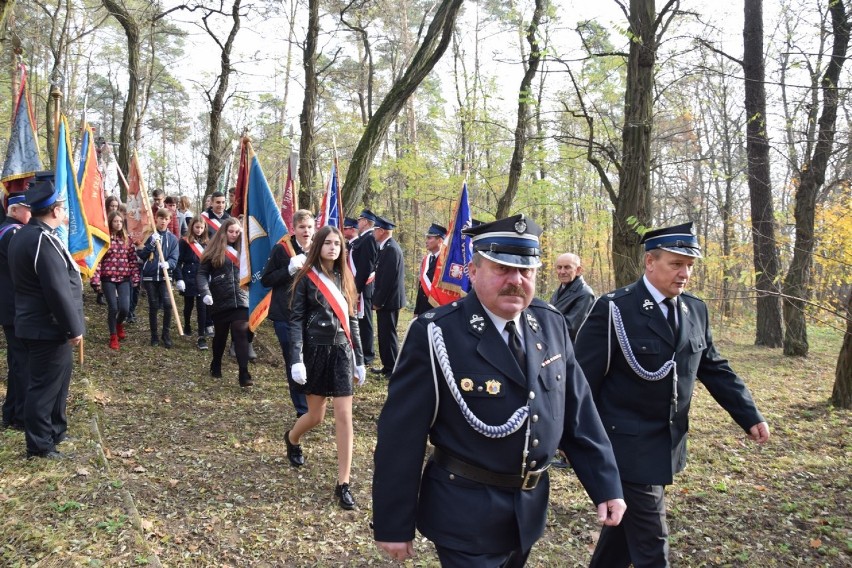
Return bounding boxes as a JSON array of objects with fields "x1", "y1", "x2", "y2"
[
  {"x1": 225, "y1": 245, "x2": 240, "y2": 267},
  {"x1": 185, "y1": 238, "x2": 205, "y2": 260},
  {"x1": 202, "y1": 211, "x2": 222, "y2": 233},
  {"x1": 306, "y1": 267, "x2": 352, "y2": 347}
]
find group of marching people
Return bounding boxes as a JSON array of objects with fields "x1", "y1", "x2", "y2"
[{"x1": 88, "y1": 192, "x2": 366, "y2": 508}]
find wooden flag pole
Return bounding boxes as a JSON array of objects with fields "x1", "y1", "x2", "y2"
[{"x1": 115, "y1": 160, "x2": 183, "y2": 337}]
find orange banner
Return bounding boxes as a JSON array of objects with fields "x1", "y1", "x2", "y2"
[{"x1": 123, "y1": 153, "x2": 153, "y2": 245}]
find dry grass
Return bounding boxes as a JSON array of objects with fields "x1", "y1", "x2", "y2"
[{"x1": 0, "y1": 293, "x2": 849, "y2": 567}]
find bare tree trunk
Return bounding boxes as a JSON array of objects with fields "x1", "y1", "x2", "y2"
[
  {"x1": 831, "y1": 286, "x2": 852, "y2": 408},
  {"x1": 203, "y1": 0, "x2": 242, "y2": 198},
  {"x1": 496, "y1": 0, "x2": 545, "y2": 219},
  {"x1": 298, "y1": 0, "x2": 318, "y2": 209},
  {"x1": 783, "y1": 0, "x2": 849, "y2": 356},
  {"x1": 0, "y1": 0, "x2": 14, "y2": 35},
  {"x1": 742, "y1": 0, "x2": 784, "y2": 347},
  {"x1": 342, "y1": 0, "x2": 463, "y2": 213},
  {"x1": 102, "y1": 0, "x2": 140, "y2": 193},
  {"x1": 612, "y1": 0, "x2": 667, "y2": 286}
]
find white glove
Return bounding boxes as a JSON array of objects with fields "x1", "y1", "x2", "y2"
[
  {"x1": 159, "y1": 261, "x2": 169, "y2": 269},
  {"x1": 202, "y1": 295, "x2": 213, "y2": 306},
  {"x1": 288, "y1": 253, "x2": 307, "y2": 275},
  {"x1": 175, "y1": 280, "x2": 186, "y2": 292},
  {"x1": 355, "y1": 365, "x2": 366, "y2": 386},
  {"x1": 150, "y1": 233, "x2": 161, "y2": 244},
  {"x1": 291, "y1": 362, "x2": 307, "y2": 385}
]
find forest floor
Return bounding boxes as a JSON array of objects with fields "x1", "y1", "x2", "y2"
[{"x1": 0, "y1": 289, "x2": 849, "y2": 567}]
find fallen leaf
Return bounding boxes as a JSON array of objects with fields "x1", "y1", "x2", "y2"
[
  {"x1": 810, "y1": 538, "x2": 822, "y2": 548},
  {"x1": 133, "y1": 466, "x2": 147, "y2": 473},
  {"x1": 75, "y1": 467, "x2": 90, "y2": 477}
]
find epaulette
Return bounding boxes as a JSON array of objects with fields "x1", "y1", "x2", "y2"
[
  {"x1": 680, "y1": 289, "x2": 705, "y2": 305},
  {"x1": 417, "y1": 301, "x2": 461, "y2": 322},
  {"x1": 601, "y1": 285, "x2": 634, "y2": 300}
]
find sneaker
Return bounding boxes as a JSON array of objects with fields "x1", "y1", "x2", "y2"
[
  {"x1": 335, "y1": 482, "x2": 356, "y2": 510},
  {"x1": 116, "y1": 323, "x2": 126, "y2": 340},
  {"x1": 150, "y1": 337, "x2": 159, "y2": 347},
  {"x1": 197, "y1": 337, "x2": 208, "y2": 351},
  {"x1": 284, "y1": 430, "x2": 304, "y2": 467},
  {"x1": 162, "y1": 335, "x2": 173, "y2": 349}
]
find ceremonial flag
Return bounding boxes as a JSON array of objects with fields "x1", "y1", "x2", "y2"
[
  {"x1": 230, "y1": 139, "x2": 248, "y2": 217},
  {"x1": 124, "y1": 153, "x2": 154, "y2": 245},
  {"x1": 430, "y1": 182, "x2": 473, "y2": 306},
  {"x1": 280, "y1": 151, "x2": 297, "y2": 232},
  {"x1": 77, "y1": 124, "x2": 110, "y2": 277},
  {"x1": 1, "y1": 66, "x2": 42, "y2": 195},
  {"x1": 315, "y1": 155, "x2": 341, "y2": 230},
  {"x1": 54, "y1": 115, "x2": 92, "y2": 260},
  {"x1": 237, "y1": 137, "x2": 290, "y2": 331}
]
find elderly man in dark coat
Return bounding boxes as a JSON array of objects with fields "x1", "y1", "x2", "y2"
[
  {"x1": 549, "y1": 252, "x2": 595, "y2": 341},
  {"x1": 373, "y1": 214, "x2": 625, "y2": 567}
]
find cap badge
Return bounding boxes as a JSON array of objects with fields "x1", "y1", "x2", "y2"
[
  {"x1": 514, "y1": 219, "x2": 527, "y2": 234},
  {"x1": 485, "y1": 380, "x2": 501, "y2": 395},
  {"x1": 525, "y1": 312, "x2": 539, "y2": 332},
  {"x1": 642, "y1": 299, "x2": 655, "y2": 311},
  {"x1": 460, "y1": 378, "x2": 474, "y2": 392}
]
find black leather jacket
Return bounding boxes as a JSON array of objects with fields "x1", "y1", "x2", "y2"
[
  {"x1": 196, "y1": 257, "x2": 248, "y2": 315},
  {"x1": 289, "y1": 271, "x2": 363, "y2": 365}
]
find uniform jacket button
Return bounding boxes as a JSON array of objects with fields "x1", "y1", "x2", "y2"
[
  {"x1": 532, "y1": 414, "x2": 539, "y2": 422},
  {"x1": 530, "y1": 461, "x2": 537, "y2": 468},
  {"x1": 532, "y1": 439, "x2": 539, "y2": 447},
  {"x1": 449, "y1": 474, "x2": 455, "y2": 480},
  {"x1": 529, "y1": 391, "x2": 536, "y2": 400}
]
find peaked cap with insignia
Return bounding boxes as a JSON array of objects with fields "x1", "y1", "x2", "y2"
[
  {"x1": 462, "y1": 213, "x2": 543, "y2": 268},
  {"x1": 640, "y1": 221, "x2": 702, "y2": 258}
]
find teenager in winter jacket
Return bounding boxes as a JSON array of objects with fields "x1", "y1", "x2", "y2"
[{"x1": 137, "y1": 208, "x2": 179, "y2": 348}]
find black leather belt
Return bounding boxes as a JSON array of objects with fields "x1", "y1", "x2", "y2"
[{"x1": 432, "y1": 447, "x2": 549, "y2": 491}]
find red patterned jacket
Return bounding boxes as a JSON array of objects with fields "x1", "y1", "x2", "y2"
[{"x1": 92, "y1": 235, "x2": 141, "y2": 288}]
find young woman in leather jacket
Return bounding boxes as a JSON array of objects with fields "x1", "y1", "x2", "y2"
[
  {"x1": 284, "y1": 225, "x2": 367, "y2": 510},
  {"x1": 197, "y1": 218, "x2": 252, "y2": 387}
]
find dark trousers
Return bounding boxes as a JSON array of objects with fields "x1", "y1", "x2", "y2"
[
  {"x1": 102, "y1": 280, "x2": 131, "y2": 335},
  {"x1": 129, "y1": 284, "x2": 140, "y2": 317},
  {"x1": 358, "y1": 294, "x2": 375, "y2": 363},
  {"x1": 589, "y1": 482, "x2": 669, "y2": 568},
  {"x1": 376, "y1": 308, "x2": 399, "y2": 373},
  {"x1": 144, "y1": 280, "x2": 172, "y2": 340},
  {"x1": 22, "y1": 339, "x2": 72, "y2": 456},
  {"x1": 435, "y1": 544, "x2": 531, "y2": 568},
  {"x1": 183, "y1": 295, "x2": 207, "y2": 337},
  {"x1": 2, "y1": 325, "x2": 29, "y2": 427},
  {"x1": 273, "y1": 320, "x2": 308, "y2": 416}
]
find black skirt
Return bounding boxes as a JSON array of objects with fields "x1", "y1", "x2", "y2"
[{"x1": 297, "y1": 342, "x2": 355, "y2": 397}]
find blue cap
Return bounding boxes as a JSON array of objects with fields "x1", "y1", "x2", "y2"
[
  {"x1": 375, "y1": 215, "x2": 396, "y2": 230},
  {"x1": 426, "y1": 223, "x2": 447, "y2": 238},
  {"x1": 343, "y1": 217, "x2": 358, "y2": 229},
  {"x1": 640, "y1": 221, "x2": 702, "y2": 258},
  {"x1": 7, "y1": 193, "x2": 28, "y2": 207},
  {"x1": 462, "y1": 213, "x2": 542, "y2": 268},
  {"x1": 26, "y1": 172, "x2": 62, "y2": 210},
  {"x1": 358, "y1": 209, "x2": 378, "y2": 223}
]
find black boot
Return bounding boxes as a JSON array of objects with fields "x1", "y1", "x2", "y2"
[
  {"x1": 335, "y1": 482, "x2": 356, "y2": 510},
  {"x1": 239, "y1": 367, "x2": 253, "y2": 387},
  {"x1": 210, "y1": 359, "x2": 222, "y2": 378},
  {"x1": 284, "y1": 430, "x2": 304, "y2": 467}
]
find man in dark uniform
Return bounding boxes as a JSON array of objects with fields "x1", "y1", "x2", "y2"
[
  {"x1": 550, "y1": 252, "x2": 595, "y2": 341},
  {"x1": 9, "y1": 178, "x2": 85, "y2": 459},
  {"x1": 373, "y1": 214, "x2": 625, "y2": 566},
  {"x1": 351, "y1": 209, "x2": 379, "y2": 364},
  {"x1": 413, "y1": 223, "x2": 447, "y2": 316},
  {"x1": 574, "y1": 222, "x2": 770, "y2": 567},
  {"x1": 371, "y1": 215, "x2": 406, "y2": 376},
  {"x1": 0, "y1": 193, "x2": 32, "y2": 430},
  {"x1": 343, "y1": 216, "x2": 359, "y2": 247}
]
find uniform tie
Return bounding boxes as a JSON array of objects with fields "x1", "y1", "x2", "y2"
[
  {"x1": 505, "y1": 320, "x2": 526, "y2": 371},
  {"x1": 427, "y1": 254, "x2": 437, "y2": 274},
  {"x1": 662, "y1": 297, "x2": 678, "y2": 336}
]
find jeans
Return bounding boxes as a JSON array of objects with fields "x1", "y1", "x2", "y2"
[{"x1": 273, "y1": 320, "x2": 308, "y2": 416}]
